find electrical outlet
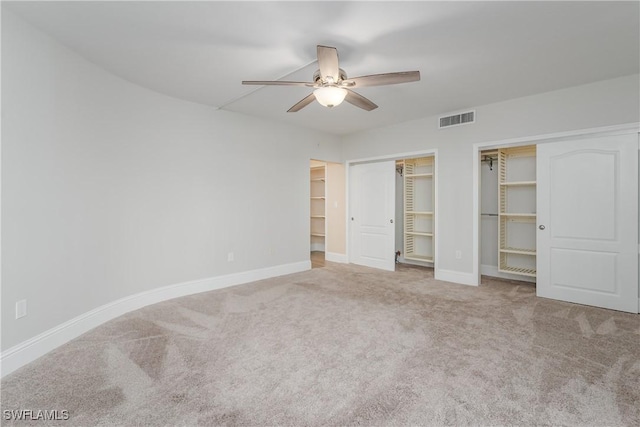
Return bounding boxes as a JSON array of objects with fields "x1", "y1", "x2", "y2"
[
  {"x1": 227, "y1": 252, "x2": 234, "y2": 262},
  {"x1": 16, "y1": 300, "x2": 27, "y2": 319},
  {"x1": 455, "y1": 250, "x2": 462, "y2": 259}
]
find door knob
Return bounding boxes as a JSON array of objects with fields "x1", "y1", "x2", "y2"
[
  {"x1": 539, "y1": 225, "x2": 546, "y2": 230},
  {"x1": 390, "y1": 219, "x2": 394, "y2": 223}
]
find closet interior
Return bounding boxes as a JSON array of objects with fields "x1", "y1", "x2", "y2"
[
  {"x1": 310, "y1": 160, "x2": 326, "y2": 253},
  {"x1": 395, "y1": 156, "x2": 435, "y2": 267},
  {"x1": 480, "y1": 145, "x2": 537, "y2": 282},
  {"x1": 310, "y1": 159, "x2": 346, "y2": 267}
]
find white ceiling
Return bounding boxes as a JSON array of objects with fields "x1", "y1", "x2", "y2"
[{"x1": 5, "y1": 1, "x2": 639, "y2": 136}]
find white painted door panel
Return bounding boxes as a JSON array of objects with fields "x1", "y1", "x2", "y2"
[
  {"x1": 350, "y1": 161, "x2": 395, "y2": 271},
  {"x1": 537, "y1": 134, "x2": 638, "y2": 313}
]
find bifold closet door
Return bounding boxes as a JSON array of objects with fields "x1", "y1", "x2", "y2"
[
  {"x1": 349, "y1": 161, "x2": 395, "y2": 271},
  {"x1": 537, "y1": 134, "x2": 638, "y2": 313}
]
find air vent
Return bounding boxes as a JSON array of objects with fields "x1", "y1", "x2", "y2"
[{"x1": 439, "y1": 110, "x2": 475, "y2": 129}]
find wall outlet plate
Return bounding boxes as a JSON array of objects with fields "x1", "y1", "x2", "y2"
[{"x1": 16, "y1": 300, "x2": 27, "y2": 319}]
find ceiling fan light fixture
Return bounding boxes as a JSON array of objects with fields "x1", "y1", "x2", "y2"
[{"x1": 314, "y1": 86, "x2": 347, "y2": 108}]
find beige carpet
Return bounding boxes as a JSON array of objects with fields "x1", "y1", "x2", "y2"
[{"x1": 2, "y1": 262, "x2": 639, "y2": 426}]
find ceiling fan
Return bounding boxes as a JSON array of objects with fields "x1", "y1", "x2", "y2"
[{"x1": 242, "y1": 45, "x2": 420, "y2": 112}]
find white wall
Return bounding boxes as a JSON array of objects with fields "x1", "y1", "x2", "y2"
[
  {"x1": 342, "y1": 74, "x2": 640, "y2": 279},
  {"x1": 1, "y1": 11, "x2": 342, "y2": 351}
]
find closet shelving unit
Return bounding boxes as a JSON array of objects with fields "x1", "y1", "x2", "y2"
[
  {"x1": 404, "y1": 156, "x2": 435, "y2": 263},
  {"x1": 310, "y1": 165, "x2": 326, "y2": 247},
  {"x1": 498, "y1": 145, "x2": 537, "y2": 277}
]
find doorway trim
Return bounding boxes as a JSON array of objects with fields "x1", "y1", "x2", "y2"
[
  {"x1": 346, "y1": 148, "x2": 439, "y2": 275},
  {"x1": 472, "y1": 122, "x2": 640, "y2": 286}
]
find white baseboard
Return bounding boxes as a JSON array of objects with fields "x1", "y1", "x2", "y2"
[
  {"x1": 0, "y1": 260, "x2": 310, "y2": 378},
  {"x1": 480, "y1": 264, "x2": 536, "y2": 283},
  {"x1": 435, "y1": 269, "x2": 479, "y2": 286},
  {"x1": 324, "y1": 252, "x2": 347, "y2": 263}
]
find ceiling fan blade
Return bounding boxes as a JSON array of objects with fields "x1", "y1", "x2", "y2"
[
  {"x1": 344, "y1": 90, "x2": 378, "y2": 111},
  {"x1": 287, "y1": 93, "x2": 316, "y2": 112},
  {"x1": 317, "y1": 45, "x2": 340, "y2": 81},
  {"x1": 242, "y1": 80, "x2": 314, "y2": 87},
  {"x1": 346, "y1": 71, "x2": 420, "y2": 87}
]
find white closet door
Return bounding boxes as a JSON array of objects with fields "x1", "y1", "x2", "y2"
[
  {"x1": 537, "y1": 134, "x2": 638, "y2": 313},
  {"x1": 349, "y1": 161, "x2": 395, "y2": 271}
]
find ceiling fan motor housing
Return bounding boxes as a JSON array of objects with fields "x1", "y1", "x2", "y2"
[{"x1": 314, "y1": 69, "x2": 348, "y2": 86}]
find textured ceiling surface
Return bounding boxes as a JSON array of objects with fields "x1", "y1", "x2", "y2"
[{"x1": 5, "y1": 1, "x2": 639, "y2": 135}]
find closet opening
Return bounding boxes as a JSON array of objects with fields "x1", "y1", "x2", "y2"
[
  {"x1": 479, "y1": 145, "x2": 537, "y2": 285},
  {"x1": 474, "y1": 125, "x2": 637, "y2": 311},
  {"x1": 310, "y1": 159, "x2": 346, "y2": 268},
  {"x1": 310, "y1": 160, "x2": 326, "y2": 268},
  {"x1": 395, "y1": 156, "x2": 436, "y2": 271},
  {"x1": 346, "y1": 150, "x2": 437, "y2": 275}
]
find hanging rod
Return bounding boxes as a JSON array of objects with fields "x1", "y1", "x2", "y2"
[
  {"x1": 481, "y1": 213, "x2": 498, "y2": 216},
  {"x1": 481, "y1": 155, "x2": 497, "y2": 171}
]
